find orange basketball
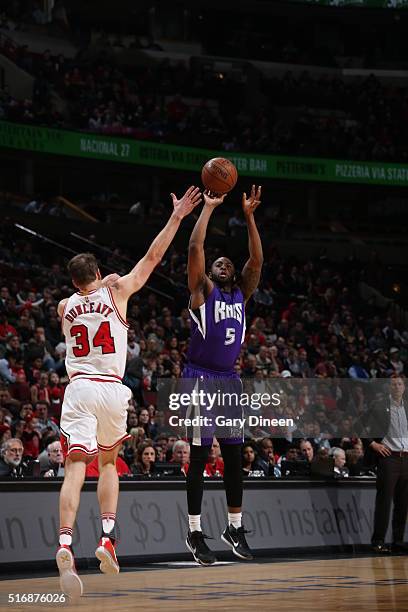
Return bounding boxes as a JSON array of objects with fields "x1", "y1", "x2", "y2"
[{"x1": 201, "y1": 157, "x2": 238, "y2": 195}]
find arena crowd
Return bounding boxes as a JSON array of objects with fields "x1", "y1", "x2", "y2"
[
  {"x1": 1, "y1": 34, "x2": 408, "y2": 162},
  {"x1": 0, "y1": 219, "x2": 406, "y2": 479}
]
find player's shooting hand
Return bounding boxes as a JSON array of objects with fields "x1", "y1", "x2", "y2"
[
  {"x1": 101, "y1": 273, "x2": 121, "y2": 288},
  {"x1": 203, "y1": 190, "x2": 227, "y2": 209},
  {"x1": 242, "y1": 185, "x2": 261, "y2": 217},
  {"x1": 171, "y1": 186, "x2": 202, "y2": 219}
]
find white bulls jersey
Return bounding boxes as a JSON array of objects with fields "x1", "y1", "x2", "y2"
[{"x1": 62, "y1": 286, "x2": 129, "y2": 383}]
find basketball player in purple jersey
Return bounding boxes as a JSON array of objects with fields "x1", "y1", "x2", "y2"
[{"x1": 184, "y1": 185, "x2": 263, "y2": 564}]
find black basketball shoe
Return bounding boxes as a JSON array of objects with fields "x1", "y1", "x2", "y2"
[
  {"x1": 221, "y1": 525, "x2": 253, "y2": 560},
  {"x1": 186, "y1": 530, "x2": 217, "y2": 565}
]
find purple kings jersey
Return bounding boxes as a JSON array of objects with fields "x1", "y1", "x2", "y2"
[{"x1": 187, "y1": 285, "x2": 246, "y2": 372}]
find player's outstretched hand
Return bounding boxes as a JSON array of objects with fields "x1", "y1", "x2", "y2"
[
  {"x1": 242, "y1": 185, "x2": 261, "y2": 217},
  {"x1": 203, "y1": 190, "x2": 227, "y2": 209},
  {"x1": 171, "y1": 186, "x2": 202, "y2": 218}
]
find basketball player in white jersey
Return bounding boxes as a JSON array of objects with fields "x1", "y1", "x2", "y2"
[{"x1": 55, "y1": 186, "x2": 202, "y2": 600}]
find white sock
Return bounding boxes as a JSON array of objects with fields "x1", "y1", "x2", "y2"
[
  {"x1": 102, "y1": 519, "x2": 115, "y2": 534},
  {"x1": 59, "y1": 534, "x2": 72, "y2": 546},
  {"x1": 228, "y1": 512, "x2": 242, "y2": 529},
  {"x1": 188, "y1": 514, "x2": 202, "y2": 532},
  {"x1": 101, "y1": 512, "x2": 116, "y2": 534},
  {"x1": 59, "y1": 527, "x2": 72, "y2": 546}
]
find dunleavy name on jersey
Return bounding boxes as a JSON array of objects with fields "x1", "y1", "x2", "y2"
[
  {"x1": 64, "y1": 299, "x2": 114, "y2": 322},
  {"x1": 62, "y1": 287, "x2": 128, "y2": 382}
]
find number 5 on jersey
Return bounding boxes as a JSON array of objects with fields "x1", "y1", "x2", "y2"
[
  {"x1": 225, "y1": 327, "x2": 236, "y2": 346},
  {"x1": 71, "y1": 322, "x2": 116, "y2": 357}
]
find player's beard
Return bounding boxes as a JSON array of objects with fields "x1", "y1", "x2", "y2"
[{"x1": 214, "y1": 275, "x2": 233, "y2": 288}]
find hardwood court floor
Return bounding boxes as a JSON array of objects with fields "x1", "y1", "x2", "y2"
[{"x1": 1, "y1": 556, "x2": 408, "y2": 612}]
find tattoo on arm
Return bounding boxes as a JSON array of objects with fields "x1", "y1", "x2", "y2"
[{"x1": 241, "y1": 266, "x2": 261, "y2": 302}]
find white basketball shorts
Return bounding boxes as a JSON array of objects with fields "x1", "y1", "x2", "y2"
[{"x1": 60, "y1": 379, "x2": 132, "y2": 457}]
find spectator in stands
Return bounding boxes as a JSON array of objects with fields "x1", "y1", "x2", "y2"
[
  {"x1": 170, "y1": 440, "x2": 190, "y2": 472},
  {"x1": 369, "y1": 328, "x2": 387, "y2": 353},
  {"x1": 0, "y1": 355, "x2": 16, "y2": 383},
  {"x1": 126, "y1": 410, "x2": 138, "y2": 430},
  {"x1": 123, "y1": 426, "x2": 146, "y2": 464},
  {"x1": 332, "y1": 447, "x2": 349, "y2": 478},
  {"x1": 279, "y1": 442, "x2": 311, "y2": 477},
  {"x1": 347, "y1": 385, "x2": 368, "y2": 422},
  {"x1": 16, "y1": 402, "x2": 33, "y2": 423},
  {"x1": 127, "y1": 328, "x2": 140, "y2": 360},
  {"x1": 383, "y1": 319, "x2": 402, "y2": 346},
  {"x1": 153, "y1": 410, "x2": 170, "y2": 436},
  {"x1": 353, "y1": 439, "x2": 364, "y2": 458},
  {"x1": 0, "y1": 438, "x2": 28, "y2": 478},
  {"x1": 155, "y1": 434, "x2": 169, "y2": 454},
  {"x1": 154, "y1": 443, "x2": 166, "y2": 463},
  {"x1": 31, "y1": 371, "x2": 50, "y2": 404},
  {"x1": 0, "y1": 314, "x2": 17, "y2": 340},
  {"x1": 346, "y1": 448, "x2": 365, "y2": 476},
  {"x1": 242, "y1": 442, "x2": 264, "y2": 477},
  {"x1": 137, "y1": 407, "x2": 157, "y2": 438},
  {"x1": 299, "y1": 439, "x2": 314, "y2": 463},
  {"x1": 5, "y1": 334, "x2": 23, "y2": 363},
  {"x1": 52, "y1": 357, "x2": 66, "y2": 380},
  {"x1": 0, "y1": 424, "x2": 11, "y2": 446},
  {"x1": 389, "y1": 348, "x2": 404, "y2": 375},
  {"x1": 167, "y1": 435, "x2": 179, "y2": 450},
  {"x1": 25, "y1": 326, "x2": 56, "y2": 371},
  {"x1": 347, "y1": 353, "x2": 368, "y2": 380},
  {"x1": 38, "y1": 435, "x2": 57, "y2": 471},
  {"x1": 256, "y1": 346, "x2": 272, "y2": 372},
  {"x1": 278, "y1": 444, "x2": 299, "y2": 465},
  {"x1": 21, "y1": 415, "x2": 41, "y2": 458},
  {"x1": 204, "y1": 439, "x2": 224, "y2": 477},
  {"x1": 0, "y1": 388, "x2": 21, "y2": 418},
  {"x1": 34, "y1": 401, "x2": 60, "y2": 437},
  {"x1": 255, "y1": 438, "x2": 281, "y2": 478},
  {"x1": 9, "y1": 370, "x2": 31, "y2": 402},
  {"x1": 47, "y1": 371, "x2": 64, "y2": 418},
  {"x1": 310, "y1": 421, "x2": 333, "y2": 451},
  {"x1": 131, "y1": 442, "x2": 157, "y2": 476},
  {"x1": 16, "y1": 310, "x2": 35, "y2": 345},
  {"x1": 42, "y1": 440, "x2": 64, "y2": 477},
  {"x1": 124, "y1": 354, "x2": 143, "y2": 397}
]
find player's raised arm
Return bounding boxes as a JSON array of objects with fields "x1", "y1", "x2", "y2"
[
  {"x1": 188, "y1": 191, "x2": 226, "y2": 308},
  {"x1": 113, "y1": 186, "x2": 202, "y2": 300},
  {"x1": 240, "y1": 185, "x2": 263, "y2": 303}
]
